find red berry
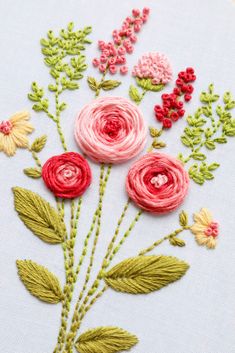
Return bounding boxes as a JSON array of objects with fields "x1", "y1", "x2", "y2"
[
  {"x1": 177, "y1": 101, "x2": 184, "y2": 108},
  {"x1": 176, "y1": 78, "x2": 183, "y2": 87},
  {"x1": 187, "y1": 84, "x2": 194, "y2": 93},
  {"x1": 161, "y1": 93, "x2": 170, "y2": 101},
  {"x1": 191, "y1": 74, "x2": 196, "y2": 81},
  {"x1": 173, "y1": 87, "x2": 181, "y2": 95},
  {"x1": 163, "y1": 101, "x2": 171, "y2": 108},
  {"x1": 170, "y1": 112, "x2": 179, "y2": 121},
  {"x1": 178, "y1": 71, "x2": 186, "y2": 79},
  {"x1": 181, "y1": 84, "x2": 188, "y2": 93},
  {"x1": 186, "y1": 67, "x2": 194, "y2": 74},
  {"x1": 162, "y1": 118, "x2": 172, "y2": 128},
  {"x1": 163, "y1": 107, "x2": 169, "y2": 116},
  {"x1": 184, "y1": 94, "x2": 192, "y2": 102},
  {"x1": 178, "y1": 109, "x2": 185, "y2": 117},
  {"x1": 154, "y1": 105, "x2": 162, "y2": 113},
  {"x1": 156, "y1": 113, "x2": 164, "y2": 122}
]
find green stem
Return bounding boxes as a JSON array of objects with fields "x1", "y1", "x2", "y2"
[{"x1": 139, "y1": 226, "x2": 191, "y2": 256}]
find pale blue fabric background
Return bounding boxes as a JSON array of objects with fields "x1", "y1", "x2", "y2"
[{"x1": 0, "y1": 0, "x2": 235, "y2": 352}]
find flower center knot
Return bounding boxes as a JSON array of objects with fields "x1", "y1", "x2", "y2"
[
  {"x1": 103, "y1": 119, "x2": 122, "y2": 138},
  {"x1": 204, "y1": 221, "x2": 219, "y2": 237},
  {"x1": 0, "y1": 120, "x2": 13, "y2": 135},
  {"x1": 151, "y1": 174, "x2": 168, "y2": 188}
]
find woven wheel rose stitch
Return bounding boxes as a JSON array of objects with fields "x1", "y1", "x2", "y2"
[{"x1": 0, "y1": 6, "x2": 234, "y2": 353}]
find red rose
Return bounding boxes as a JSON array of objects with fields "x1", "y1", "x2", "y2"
[{"x1": 42, "y1": 152, "x2": 92, "y2": 198}]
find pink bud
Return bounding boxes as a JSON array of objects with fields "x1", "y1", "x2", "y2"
[
  {"x1": 132, "y1": 8, "x2": 140, "y2": 17},
  {"x1": 114, "y1": 36, "x2": 121, "y2": 45},
  {"x1": 109, "y1": 65, "x2": 117, "y2": 74},
  {"x1": 109, "y1": 57, "x2": 116, "y2": 65},
  {"x1": 134, "y1": 24, "x2": 141, "y2": 32},
  {"x1": 98, "y1": 40, "x2": 105, "y2": 50},
  {"x1": 126, "y1": 28, "x2": 133, "y2": 37},
  {"x1": 120, "y1": 66, "x2": 128, "y2": 75},
  {"x1": 118, "y1": 46, "x2": 126, "y2": 55},
  {"x1": 130, "y1": 35, "x2": 137, "y2": 43},
  {"x1": 143, "y1": 7, "x2": 150, "y2": 15},
  {"x1": 102, "y1": 49, "x2": 110, "y2": 57},
  {"x1": 126, "y1": 45, "x2": 134, "y2": 54},
  {"x1": 120, "y1": 55, "x2": 126, "y2": 64},
  {"x1": 100, "y1": 55, "x2": 108, "y2": 63},
  {"x1": 92, "y1": 58, "x2": 100, "y2": 67},
  {"x1": 99, "y1": 64, "x2": 106, "y2": 73}
]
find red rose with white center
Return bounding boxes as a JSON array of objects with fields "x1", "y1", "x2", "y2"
[{"x1": 42, "y1": 152, "x2": 92, "y2": 198}]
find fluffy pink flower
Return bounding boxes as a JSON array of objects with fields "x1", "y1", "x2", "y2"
[
  {"x1": 75, "y1": 97, "x2": 147, "y2": 164},
  {"x1": 132, "y1": 52, "x2": 173, "y2": 85},
  {"x1": 126, "y1": 153, "x2": 189, "y2": 214}
]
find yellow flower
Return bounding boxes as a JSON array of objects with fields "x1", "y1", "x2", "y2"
[
  {"x1": 190, "y1": 208, "x2": 219, "y2": 249},
  {"x1": 0, "y1": 111, "x2": 34, "y2": 156}
]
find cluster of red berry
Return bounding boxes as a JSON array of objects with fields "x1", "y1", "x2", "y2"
[
  {"x1": 154, "y1": 68, "x2": 196, "y2": 128},
  {"x1": 92, "y1": 8, "x2": 150, "y2": 75}
]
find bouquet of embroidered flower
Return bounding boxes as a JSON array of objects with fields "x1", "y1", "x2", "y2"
[{"x1": 1, "y1": 7, "x2": 234, "y2": 353}]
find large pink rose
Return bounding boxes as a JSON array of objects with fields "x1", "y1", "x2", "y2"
[
  {"x1": 126, "y1": 153, "x2": 189, "y2": 214},
  {"x1": 74, "y1": 96, "x2": 147, "y2": 164}
]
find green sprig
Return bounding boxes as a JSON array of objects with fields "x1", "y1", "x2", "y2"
[{"x1": 179, "y1": 84, "x2": 235, "y2": 185}]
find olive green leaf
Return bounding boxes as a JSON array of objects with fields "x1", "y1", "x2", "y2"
[
  {"x1": 101, "y1": 80, "x2": 121, "y2": 91},
  {"x1": 104, "y1": 255, "x2": 189, "y2": 294},
  {"x1": 16, "y1": 260, "x2": 63, "y2": 304},
  {"x1": 31, "y1": 135, "x2": 47, "y2": 152},
  {"x1": 179, "y1": 210, "x2": 188, "y2": 227},
  {"x1": 136, "y1": 77, "x2": 164, "y2": 92},
  {"x1": 23, "y1": 167, "x2": 42, "y2": 179},
  {"x1": 129, "y1": 85, "x2": 142, "y2": 103},
  {"x1": 152, "y1": 140, "x2": 166, "y2": 149},
  {"x1": 205, "y1": 140, "x2": 216, "y2": 150},
  {"x1": 149, "y1": 127, "x2": 162, "y2": 138},
  {"x1": 169, "y1": 237, "x2": 186, "y2": 247},
  {"x1": 12, "y1": 187, "x2": 66, "y2": 244},
  {"x1": 208, "y1": 162, "x2": 220, "y2": 171},
  {"x1": 214, "y1": 137, "x2": 227, "y2": 144},
  {"x1": 190, "y1": 152, "x2": 206, "y2": 161},
  {"x1": 75, "y1": 326, "x2": 138, "y2": 353},
  {"x1": 87, "y1": 76, "x2": 99, "y2": 91}
]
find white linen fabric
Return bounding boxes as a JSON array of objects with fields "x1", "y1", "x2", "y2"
[{"x1": 0, "y1": 0, "x2": 235, "y2": 352}]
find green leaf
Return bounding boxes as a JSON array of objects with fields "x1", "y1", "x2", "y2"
[
  {"x1": 225, "y1": 101, "x2": 235, "y2": 110},
  {"x1": 179, "y1": 210, "x2": 188, "y2": 227},
  {"x1": 12, "y1": 187, "x2": 66, "y2": 244},
  {"x1": 136, "y1": 77, "x2": 164, "y2": 92},
  {"x1": 149, "y1": 127, "x2": 162, "y2": 138},
  {"x1": 223, "y1": 91, "x2": 232, "y2": 104},
  {"x1": 58, "y1": 102, "x2": 67, "y2": 111},
  {"x1": 87, "y1": 76, "x2": 99, "y2": 91},
  {"x1": 214, "y1": 137, "x2": 227, "y2": 144},
  {"x1": 129, "y1": 85, "x2": 142, "y2": 103},
  {"x1": 205, "y1": 140, "x2": 216, "y2": 150},
  {"x1": 191, "y1": 173, "x2": 205, "y2": 185},
  {"x1": 169, "y1": 237, "x2": 185, "y2": 247},
  {"x1": 32, "y1": 103, "x2": 44, "y2": 112},
  {"x1": 152, "y1": 140, "x2": 166, "y2": 149},
  {"x1": 28, "y1": 93, "x2": 40, "y2": 102},
  {"x1": 24, "y1": 167, "x2": 42, "y2": 179},
  {"x1": 75, "y1": 327, "x2": 138, "y2": 353},
  {"x1": 31, "y1": 135, "x2": 47, "y2": 152},
  {"x1": 48, "y1": 84, "x2": 57, "y2": 92},
  {"x1": 104, "y1": 255, "x2": 189, "y2": 294},
  {"x1": 181, "y1": 135, "x2": 192, "y2": 147},
  {"x1": 208, "y1": 162, "x2": 220, "y2": 171},
  {"x1": 67, "y1": 81, "x2": 79, "y2": 90},
  {"x1": 202, "y1": 171, "x2": 214, "y2": 180},
  {"x1": 16, "y1": 260, "x2": 63, "y2": 303},
  {"x1": 190, "y1": 152, "x2": 206, "y2": 161},
  {"x1": 101, "y1": 80, "x2": 121, "y2": 91}
]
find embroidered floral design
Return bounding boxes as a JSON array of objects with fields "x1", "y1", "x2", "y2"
[
  {"x1": 74, "y1": 96, "x2": 147, "y2": 163},
  {"x1": 0, "y1": 111, "x2": 34, "y2": 156},
  {"x1": 190, "y1": 208, "x2": 219, "y2": 249},
  {"x1": 88, "y1": 8, "x2": 150, "y2": 97},
  {"x1": 4, "y1": 8, "x2": 232, "y2": 353},
  {"x1": 126, "y1": 153, "x2": 189, "y2": 214},
  {"x1": 178, "y1": 84, "x2": 235, "y2": 184},
  {"x1": 42, "y1": 152, "x2": 92, "y2": 198},
  {"x1": 129, "y1": 53, "x2": 173, "y2": 104}
]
